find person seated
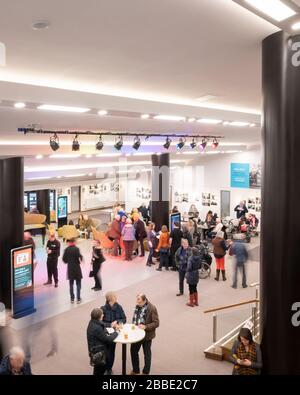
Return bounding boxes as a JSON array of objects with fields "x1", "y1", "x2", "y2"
[
  {"x1": 247, "y1": 212, "x2": 259, "y2": 228},
  {"x1": 81, "y1": 215, "x2": 95, "y2": 239},
  {"x1": 207, "y1": 218, "x2": 223, "y2": 240},
  {"x1": 239, "y1": 216, "x2": 248, "y2": 233},
  {"x1": 30, "y1": 206, "x2": 39, "y2": 214},
  {"x1": 0, "y1": 347, "x2": 32, "y2": 375}
]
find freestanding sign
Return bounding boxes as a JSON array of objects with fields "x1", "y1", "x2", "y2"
[
  {"x1": 57, "y1": 195, "x2": 68, "y2": 228},
  {"x1": 11, "y1": 245, "x2": 35, "y2": 319},
  {"x1": 170, "y1": 213, "x2": 181, "y2": 232}
]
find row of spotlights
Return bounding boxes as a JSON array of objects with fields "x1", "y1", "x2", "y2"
[{"x1": 49, "y1": 134, "x2": 220, "y2": 152}]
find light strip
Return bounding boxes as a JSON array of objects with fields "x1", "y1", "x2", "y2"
[
  {"x1": 37, "y1": 104, "x2": 90, "y2": 113},
  {"x1": 27, "y1": 176, "x2": 52, "y2": 180},
  {"x1": 49, "y1": 154, "x2": 81, "y2": 158},
  {"x1": 153, "y1": 115, "x2": 186, "y2": 121},
  {"x1": 96, "y1": 153, "x2": 122, "y2": 157},
  {"x1": 230, "y1": 121, "x2": 249, "y2": 127},
  {"x1": 197, "y1": 118, "x2": 222, "y2": 124},
  {"x1": 65, "y1": 173, "x2": 87, "y2": 178},
  {"x1": 245, "y1": 0, "x2": 296, "y2": 22},
  {"x1": 24, "y1": 159, "x2": 184, "y2": 172}
]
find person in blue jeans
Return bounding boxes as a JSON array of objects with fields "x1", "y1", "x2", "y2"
[
  {"x1": 175, "y1": 238, "x2": 193, "y2": 296},
  {"x1": 229, "y1": 240, "x2": 249, "y2": 289},
  {"x1": 63, "y1": 238, "x2": 83, "y2": 303}
]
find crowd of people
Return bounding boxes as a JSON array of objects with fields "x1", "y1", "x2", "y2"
[{"x1": 4, "y1": 199, "x2": 261, "y2": 376}]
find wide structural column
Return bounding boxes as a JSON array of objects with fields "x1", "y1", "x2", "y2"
[
  {"x1": 151, "y1": 153, "x2": 170, "y2": 231},
  {"x1": 0, "y1": 157, "x2": 24, "y2": 309},
  {"x1": 261, "y1": 31, "x2": 300, "y2": 374},
  {"x1": 37, "y1": 189, "x2": 50, "y2": 223}
]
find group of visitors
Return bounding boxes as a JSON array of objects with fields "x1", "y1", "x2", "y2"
[{"x1": 87, "y1": 292, "x2": 159, "y2": 376}]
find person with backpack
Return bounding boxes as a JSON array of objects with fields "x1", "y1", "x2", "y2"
[
  {"x1": 185, "y1": 247, "x2": 201, "y2": 307},
  {"x1": 212, "y1": 231, "x2": 229, "y2": 282},
  {"x1": 229, "y1": 240, "x2": 249, "y2": 289}
]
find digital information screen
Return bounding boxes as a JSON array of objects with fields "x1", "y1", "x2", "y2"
[
  {"x1": 57, "y1": 195, "x2": 68, "y2": 219},
  {"x1": 170, "y1": 213, "x2": 181, "y2": 232},
  {"x1": 11, "y1": 245, "x2": 36, "y2": 319}
]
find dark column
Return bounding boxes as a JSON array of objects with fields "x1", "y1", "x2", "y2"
[
  {"x1": 261, "y1": 31, "x2": 300, "y2": 374},
  {"x1": 0, "y1": 157, "x2": 24, "y2": 309},
  {"x1": 151, "y1": 153, "x2": 170, "y2": 231},
  {"x1": 37, "y1": 189, "x2": 50, "y2": 223}
]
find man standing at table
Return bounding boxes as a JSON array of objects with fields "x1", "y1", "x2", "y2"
[{"x1": 130, "y1": 294, "x2": 159, "y2": 375}]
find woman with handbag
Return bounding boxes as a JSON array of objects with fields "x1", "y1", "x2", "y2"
[
  {"x1": 87, "y1": 308, "x2": 118, "y2": 375},
  {"x1": 155, "y1": 225, "x2": 170, "y2": 271},
  {"x1": 90, "y1": 240, "x2": 105, "y2": 291}
]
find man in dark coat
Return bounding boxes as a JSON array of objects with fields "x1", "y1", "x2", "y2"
[
  {"x1": 134, "y1": 216, "x2": 147, "y2": 257},
  {"x1": 130, "y1": 294, "x2": 159, "y2": 375},
  {"x1": 169, "y1": 222, "x2": 183, "y2": 271},
  {"x1": 138, "y1": 203, "x2": 150, "y2": 223},
  {"x1": 0, "y1": 347, "x2": 32, "y2": 375},
  {"x1": 234, "y1": 201, "x2": 248, "y2": 219},
  {"x1": 101, "y1": 292, "x2": 126, "y2": 374},
  {"x1": 62, "y1": 238, "x2": 83, "y2": 303},
  {"x1": 175, "y1": 239, "x2": 193, "y2": 296},
  {"x1": 44, "y1": 232, "x2": 61, "y2": 287},
  {"x1": 87, "y1": 308, "x2": 118, "y2": 376}
]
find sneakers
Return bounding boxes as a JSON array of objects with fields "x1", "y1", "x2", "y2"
[
  {"x1": 77, "y1": 299, "x2": 82, "y2": 304},
  {"x1": 71, "y1": 299, "x2": 75, "y2": 304},
  {"x1": 94, "y1": 287, "x2": 102, "y2": 291},
  {"x1": 231, "y1": 285, "x2": 237, "y2": 289},
  {"x1": 156, "y1": 268, "x2": 162, "y2": 271},
  {"x1": 176, "y1": 292, "x2": 183, "y2": 296}
]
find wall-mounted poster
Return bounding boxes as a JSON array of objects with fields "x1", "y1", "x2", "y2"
[
  {"x1": 250, "y1": 164, "x2": 261, "y2": 188},
  {"x1": 202, "y1": 193, "x2": 211, "y2": 200},
  {"x1": 211, "y1": 194, "x2": 218, "y2": 206},
  {"x1": 202, "y1": 199, "x2": 210, "y2": 206},
  {"x1": 231, "y1": 163, "x2": 250, "y2": 188}
]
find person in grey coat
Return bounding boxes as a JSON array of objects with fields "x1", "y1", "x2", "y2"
[
  {"x1": 62, "y1": 238, "x2": 83, "y2": 303},
  {"x1": 229, "y1": 240, "x2": 249, "y2": 289},
  {"x1": 175, "y1": 239, "x2": 193, "y2": 296}
]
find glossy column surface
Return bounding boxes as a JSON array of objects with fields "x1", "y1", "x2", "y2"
[
  {"x1": 0, "y1": 157, "x2": 24, "y2": 308},
  {"x1": 151, "y1": 153, "x2": 170, "y2": 231},
  {"x1": 262, "y1": 31, "x2": 300, "y2": 374},
  {"x1": 37, "y1": 189, "x2": 50, "y2": 223}
]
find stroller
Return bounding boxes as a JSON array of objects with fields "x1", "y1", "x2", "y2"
[{"x1": 195, "y1": 242, "x2": 213, "y2": 279}]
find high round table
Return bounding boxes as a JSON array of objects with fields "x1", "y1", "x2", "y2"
[{"x1": 113, "y1": 323, "x2": 145, "y2": 375}]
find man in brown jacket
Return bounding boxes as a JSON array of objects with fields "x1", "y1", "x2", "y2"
[{"x1": 130, "y1": 294, "x2": 159, "y2": 375}]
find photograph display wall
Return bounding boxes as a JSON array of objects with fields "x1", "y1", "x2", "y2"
[
  {"x1": 202, "y1": 193, "x2": 218, "y2": 207},
  {"x1": 248, "y1": 197, "x2": 261, "y2": 212}
]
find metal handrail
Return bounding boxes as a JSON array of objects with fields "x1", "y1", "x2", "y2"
[{"x1": 204, "y1": 299, "x2": 260, "y2": 314}]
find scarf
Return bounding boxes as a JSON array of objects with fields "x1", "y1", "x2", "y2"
[
  {"x1": 234, "y1": 342, "x2": 258, "y2": 375},
  {"x1": 132, "y1": 303, "x2": 148, "y2": 325}
]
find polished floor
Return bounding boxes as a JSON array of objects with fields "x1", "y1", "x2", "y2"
[{"x1": 2, "y1": 235, "x2": 260, "y2": 375}]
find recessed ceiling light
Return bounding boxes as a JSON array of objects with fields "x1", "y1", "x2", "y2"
[
  {"x1": 188, "y1": 118, "x2": 196, "y2": 122},
  {"x1": 56, "y1": 176, "x2": 62, "y2": 179},
  {"x1": 35, "y1": 154, "x2": 43, "y2": 159},
  {"x1": 197, "y1": 119, "x2": 222, "y2": 124},
  {"x1": 98, "y1": 110, "x2": 108, "y2": 116},
  {"x1": 14, "y1": 102, "x2": 26, "y2": 108},
  {"x1": 244, "y1": 0, "x2": 296, "y2": 22},
  {"x1": 141, "y1": 114, "x2": 150, "y2": 119},
  {"x1": 223, "y1": 121, "x2": 230, "y2": 126},
  {"x1": 49, "y1": 154, "x2": 81, "y2": 159},
  {"x1": 85, "y1": 154, "x2": 93, "y2": 158},
  {"x1": 65, "y1": 173, "x2": 87, "y2": 178},
  {"x1": 292, "y1": 21, "x2": 300, "y2": 30},
  {"x1": 154, "y1": 115, "x2": 185, "y2": 121},
  {"x1": 195, "y1": 95, "x2": 217, "y2": 102},
  {"x1": 230, "y1": 121, "x2": 249, "y2": 127},
  {"x1": 249, "y1": 123, "x2": 256, "y2": 127},
  {"x1": 88, "y1": 173, "x2": 93, "y2": 176},
  {"x1": 32, "y1": 20, "x2": 50, "y2": 30},
  {"x1": 96, "y1": 153, "x2": 122, "y2": 157},
  {"x1": 37, "y1": 104, "x2": 90, "y2": 113}
]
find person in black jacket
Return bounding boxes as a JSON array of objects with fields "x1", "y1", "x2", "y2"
[
  {"x1": 101, "y1": 292, "x2": 126, "y2": 374},
  {"x1": 134, "y1": 216, "x2": 147, "y2": 257},
  {"x1": 91, "y1": 240, "x2": 105, "y2": 291},
  {"x1": 44, "y1": 232, "x2": 61, "y2": 287},
  {"x1": 175, "y1": 239, "x2": 193, "y2": 296},
  {"x1": 0, "y1": 347, "x2": 32, "y2": 375},
  {"x1": 87, "y1": 308, "x2": 118, "y2": 376},
  {"x1": 62, "y1": 238, "x2": 83, "y2": 303},
  {"x1": 169, "y1": 222, "x2": 183, "y2": 271},
  {"x1": 234, "y1": 201, "x2": 248, "y2": 219},
  {"x1": 185, "y1": 247, "x2": 201, "y2": 307},
  {"x1": 182, "y1": 225, "x2": 193, "y2": 247}
]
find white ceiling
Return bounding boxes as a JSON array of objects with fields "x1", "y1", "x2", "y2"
[{"x1": 0, "y1": 0, "x2": 277, "y2": 182}]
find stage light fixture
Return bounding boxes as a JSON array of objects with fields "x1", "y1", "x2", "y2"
[
  {"x1": 163, "y1": 137, "x2": 172, "y2": 149},
  {"x1": 190, "y1": 138, "x2": 197, "y2": 149},
  {"x1": 133, "y1": 136, "x2": 141, "y2": 150},
  {"x1": 176, "y1": 138, "x2": 186, "y2": 150},
  {"x1": 72, "y1": 134, "x2": 80, "y2": 151},
  {"x1": 200, "y1": 139, "x2": 207, "y2": 151},
  {"x1": 114, "y1": 136, "x2": 123, "y2": 151},
  {"x1": 96, "y1": 135, "x2": 104, "y2": 150},
  {"x1": 212, "y1": 138, "x2": 219, "y2": 149},
  {"x1": 49, "y1": 133, "x2": 60, "y2": 151}
]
